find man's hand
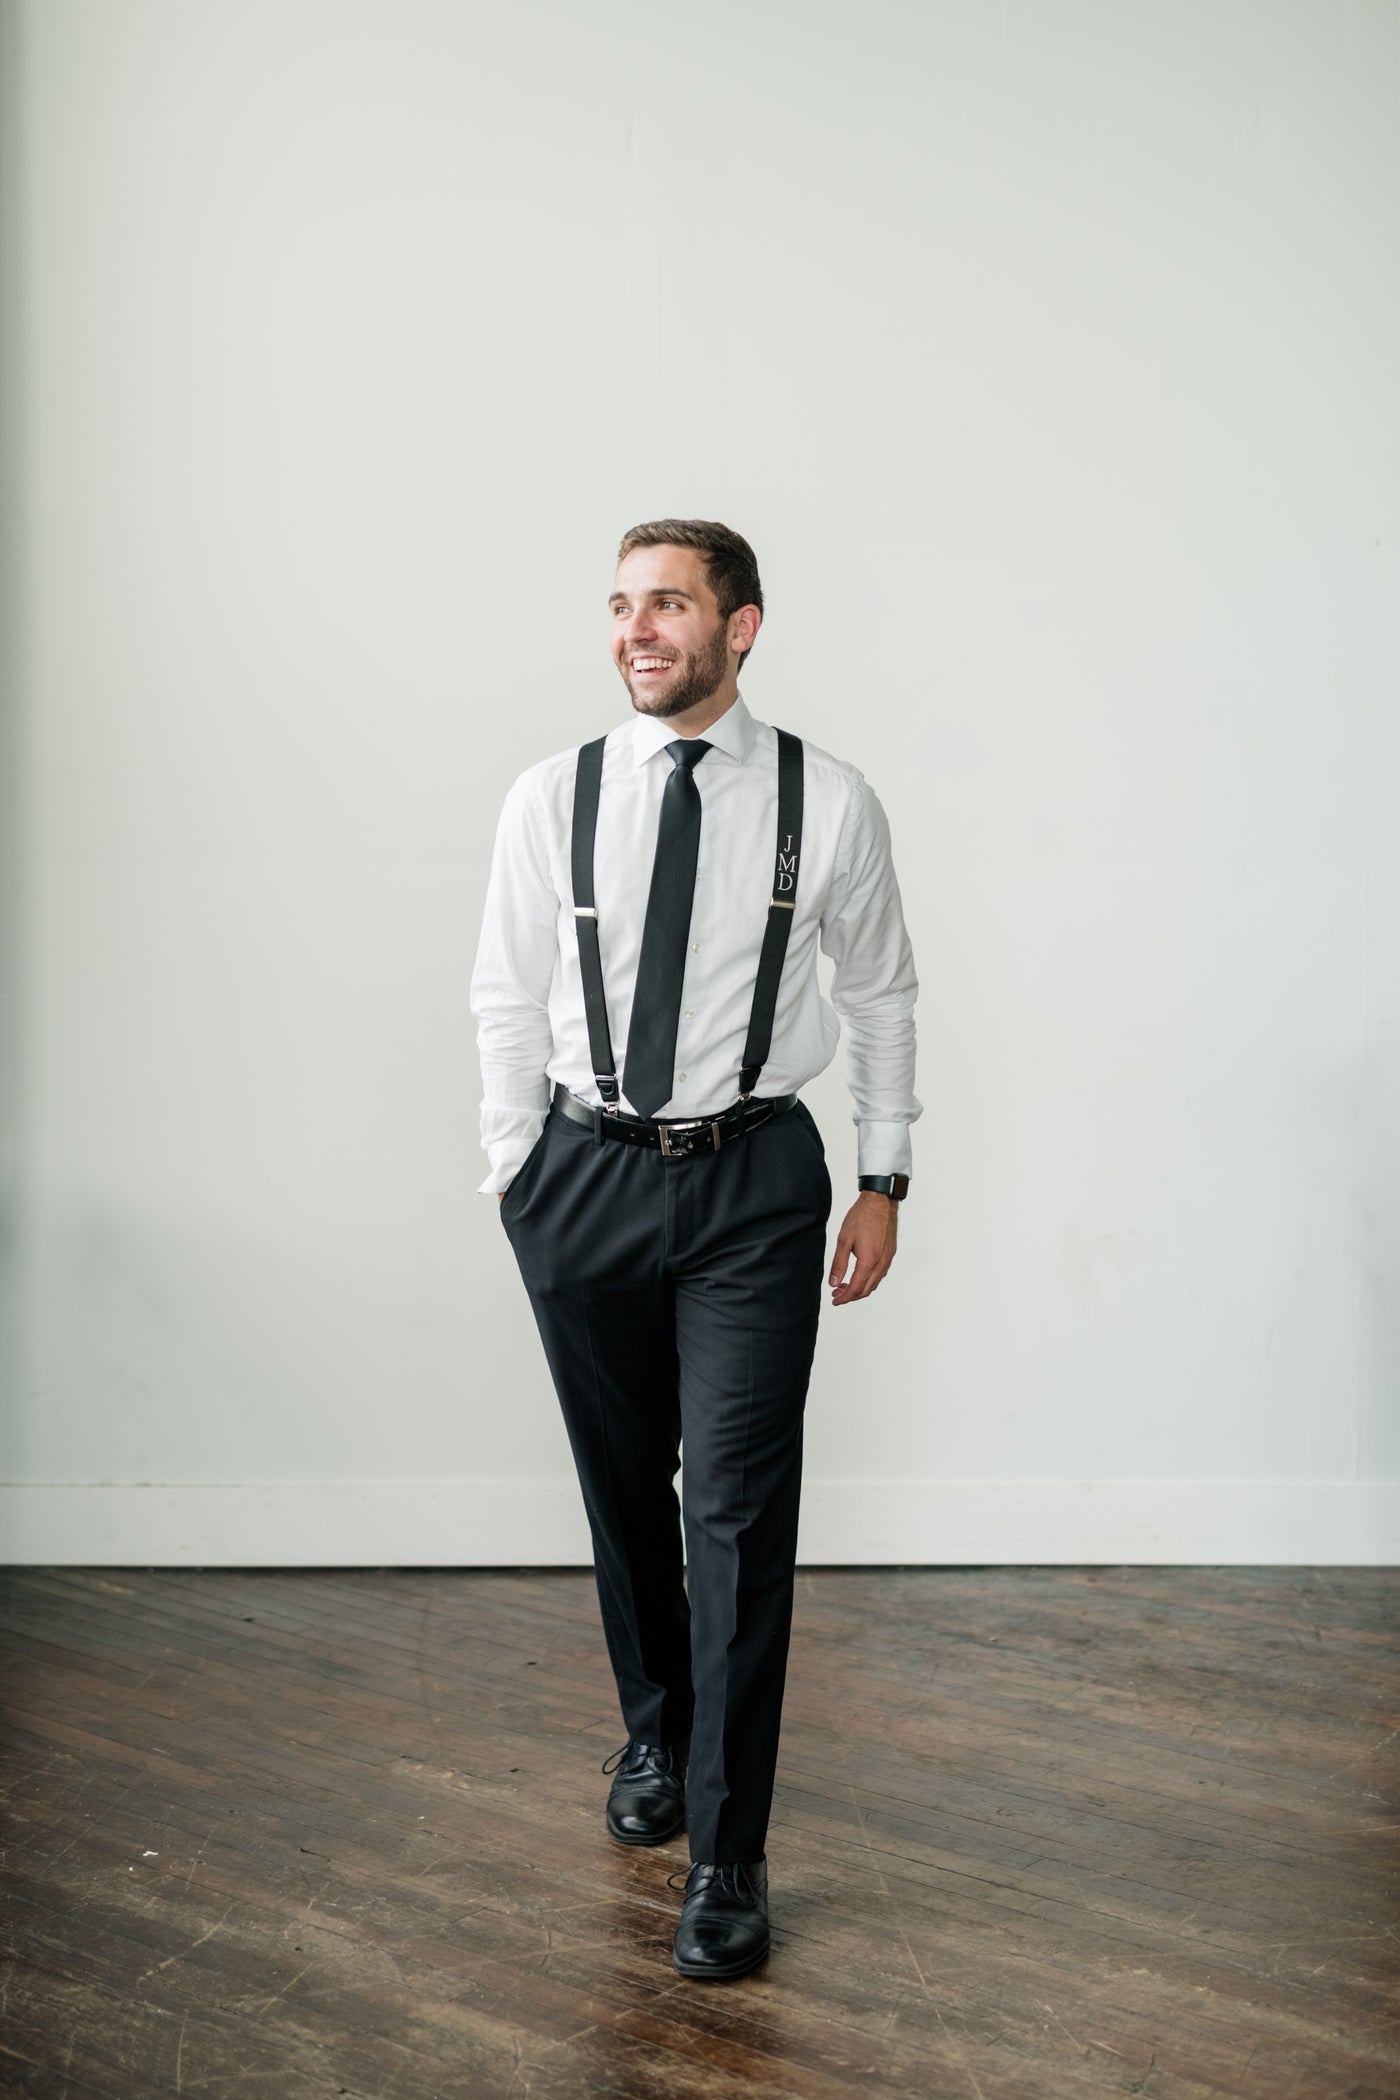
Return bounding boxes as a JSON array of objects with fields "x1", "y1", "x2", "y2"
[{"x1": 829, "y1": 1191, "x2": 899, "y2": 1306}]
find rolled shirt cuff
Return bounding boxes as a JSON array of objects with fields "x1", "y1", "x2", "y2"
[
  {"x1": 855, "y1": 1117, "x2": 914, "y2": 1180},
  {"x1": 477, "y1": 1106, "x2": 550, "y2": 1194}
]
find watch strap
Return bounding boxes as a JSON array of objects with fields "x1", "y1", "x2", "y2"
[{"x1": 858, "y1": 1174, "x2": 909, "y2": 1200}]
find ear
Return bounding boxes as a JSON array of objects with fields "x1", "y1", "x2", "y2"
[{"x1": 728, "y1": 605, "x2": 762, "y2": 655}]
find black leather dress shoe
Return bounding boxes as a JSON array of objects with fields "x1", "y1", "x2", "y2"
[
  {"x1": 602, "y1": 1738, "x2": 688, "y2": 1845},
  {"x1": 671, "y1": 1857, "x2": 769, "y2": 1979}
]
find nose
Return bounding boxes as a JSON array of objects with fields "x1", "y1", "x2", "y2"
[{"x1": 621, "y1": 609, "x2": 659, "y2": 653}]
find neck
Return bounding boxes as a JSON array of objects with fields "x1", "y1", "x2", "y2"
[{"x1": 658, "y1": 685, "x2": 740, "y2": 740}]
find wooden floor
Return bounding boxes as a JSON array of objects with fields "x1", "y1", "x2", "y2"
[{"x1": 1, "y1": 1565, "x2": 1396, "y2": 2100}]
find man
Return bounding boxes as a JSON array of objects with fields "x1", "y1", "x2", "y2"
[{"x1": 470, "y1": 518, "x2": 919, "y2": 1981}]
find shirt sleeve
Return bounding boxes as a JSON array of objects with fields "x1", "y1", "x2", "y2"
[
  {"x1": 469, "y1": 767, "x2": 561, "y2": 1193},
  {"x1": 819, "y1": 772, "x2": 922, "y2": 1179}
]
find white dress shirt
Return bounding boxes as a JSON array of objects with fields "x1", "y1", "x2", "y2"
[{"x1": 470, "y1": 691, "x2": 921, "y2": 1193}]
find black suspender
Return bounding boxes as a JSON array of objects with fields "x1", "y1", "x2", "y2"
[
  {"x1": 570, "y1": 727, "x2": 805, "y2": 1111},
  {"x1": 570, "y1": 734, "x2": 620, "y2": 1106},
  {"x1": 738, "y1": 727, "x2": 804, "y2": 1098}
]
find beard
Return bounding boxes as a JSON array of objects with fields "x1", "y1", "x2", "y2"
[{"x1": 622, "y1": 619, "x2": 731, "y2": 719}]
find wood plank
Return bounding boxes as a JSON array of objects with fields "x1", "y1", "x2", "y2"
[{"x1": 2, "y1": 1566, "x2": 1395, "y2": 2099}]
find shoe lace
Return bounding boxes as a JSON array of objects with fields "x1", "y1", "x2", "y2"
[
  {"x1": 666, "y1": 1861, "x2": 759, "y2": 1902},
  {"x1": 601, "y1": 1738, "x2": 667, "y2": 1777}
]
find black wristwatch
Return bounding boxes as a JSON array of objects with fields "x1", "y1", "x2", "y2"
[{"x1": 858, "y1": 1174, "x2": 910, "y2": 1201}]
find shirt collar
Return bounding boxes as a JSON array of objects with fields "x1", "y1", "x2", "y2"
[{"x1": 627, "y1": 689, "x2": 757, "y2": 769}]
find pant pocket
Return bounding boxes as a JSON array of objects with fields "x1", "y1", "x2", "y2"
[
  {"x1": 787, "y1": 1103, "x2": 831, "y2": 1222},
  {"x1": 792, "y1": 1099, "x2": 826, "y2": 1161},
  {"x1": 498, "y1": 1118, "x2": 552, "y2": 1223}
]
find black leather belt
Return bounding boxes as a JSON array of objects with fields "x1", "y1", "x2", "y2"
[{"x1": 551, "y1": 1084, "x2": 797, "y2": 1158}]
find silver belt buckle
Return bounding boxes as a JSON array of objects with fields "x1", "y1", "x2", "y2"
[{"x1": 657, "y1": 1116, "x2": 722, "y2": 1157}]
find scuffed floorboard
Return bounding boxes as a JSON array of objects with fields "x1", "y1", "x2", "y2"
[{"x1": 0, "y1": 1565, "x2": 1396, "y2": 2098}]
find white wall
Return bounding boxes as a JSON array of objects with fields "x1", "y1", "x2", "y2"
[{"x1": 3, "y1": 0, "x2": 1397, "y2": 1565}]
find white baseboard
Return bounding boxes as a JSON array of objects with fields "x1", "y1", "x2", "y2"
[{"x1": 1, "y1": 1478, "x2": 1396, "y2": 1565}]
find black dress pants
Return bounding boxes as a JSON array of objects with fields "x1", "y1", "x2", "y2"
[{"x1": 499, "y1": 1089, "x2": 832, "y2": 1864}]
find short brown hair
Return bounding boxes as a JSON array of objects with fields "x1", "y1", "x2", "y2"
[{"x1": 616, "y1": 518, "x2": 764, "y2": 672}]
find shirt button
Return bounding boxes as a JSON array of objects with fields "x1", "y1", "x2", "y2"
[
  {"x1": 677, "y1": 1073, "x2": 687, "y2": 1083},
  {"x1": 691, "y1": 941, "x2": 700, "y2": 952},
  {"x1": 683, "y1": 1009, "x2": 694, "y2": 1018}
]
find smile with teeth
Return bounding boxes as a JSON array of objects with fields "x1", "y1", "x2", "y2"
[{"x1": 631, "y1": 656, "x2": 675, "y2": 672}]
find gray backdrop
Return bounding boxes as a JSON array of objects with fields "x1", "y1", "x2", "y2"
[{"x1": 2, "y1": 0, "x2": 1396, "y2": 1563}]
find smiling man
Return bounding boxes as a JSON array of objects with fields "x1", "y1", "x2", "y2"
[{"x1": 470, "y1": 518, "x2": 920, "y2": 1981}]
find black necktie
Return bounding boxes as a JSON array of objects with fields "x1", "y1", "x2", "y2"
[{"x1": 622, "y1": 738, "x2": 712, "y2": 1116}]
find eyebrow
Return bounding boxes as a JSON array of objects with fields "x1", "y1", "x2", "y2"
[{"x1": 608, "y1": 588, "x2": 696, "y2": 606}]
